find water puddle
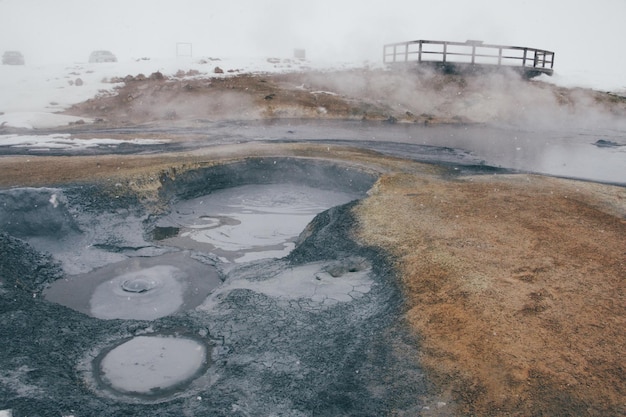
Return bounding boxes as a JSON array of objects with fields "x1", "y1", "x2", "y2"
[
  {"x1": 44, "y1": 251, "x2": 221, "y2": 320},
  {"x1": 155, "y1": 183, "x2": 361, "y2": 263}
]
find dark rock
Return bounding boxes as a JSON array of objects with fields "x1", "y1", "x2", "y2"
[{"x1": 594, "y1": 139, "x2": 624, "y2": 148}]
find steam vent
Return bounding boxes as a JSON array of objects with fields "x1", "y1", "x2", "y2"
[{"x1": 384, "y1": 39, "x2": 555, "y2": 77}]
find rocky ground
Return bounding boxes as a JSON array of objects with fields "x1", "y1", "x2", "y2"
[
  {"x1": 1, "y1": 66, "x2": 625, "y2": 416},
  {"x1": 61, "y1": 66, "x2": 626, "y2": 128}
]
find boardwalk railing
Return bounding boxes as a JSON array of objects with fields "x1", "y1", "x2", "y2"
[{"x1": 383, "y1": 40, "x2": 555, "y2": 77}]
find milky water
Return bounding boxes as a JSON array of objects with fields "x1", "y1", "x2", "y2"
[
  {"x1": 97, "y1": 335, "x2": 208, "y2": 396},
  {"x1": 44, "y1": 251, "x2": 221, "y2": 320},
  {"x1": 200, "y1": 258, "x2": 373, "y2": 312},
  {"x1": 156, "y1": 183, "x2": 361, "y2": 263},
  {"x1": 40, "y1": 180, "x2": 369, "y2": 405},
  {"x1": 42, "y1": 183, "x2": 366, "y2": 322}
]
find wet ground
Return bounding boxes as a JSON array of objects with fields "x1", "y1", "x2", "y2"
[
  {"x1": 1, "y1": 69, "x2": 625, "y2": 416},
  {"x1": 2, "y1": 119, "x2": 624, "y2": 185}
]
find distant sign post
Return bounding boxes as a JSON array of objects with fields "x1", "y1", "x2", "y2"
[{"x1": 176, "y1": 43, "x2": 193, "y2": 58}]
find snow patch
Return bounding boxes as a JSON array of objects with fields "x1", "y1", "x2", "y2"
[
  {"x1": 0, "y1": 112, "x2": 91, "y2": 129},
  {"x1": 0, "y1": 134, "x2": 168, "y2": 150}
]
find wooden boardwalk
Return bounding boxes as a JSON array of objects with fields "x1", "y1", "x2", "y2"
[{"x1": 384, "y1": 40, "x2": 554, "y2": 78}]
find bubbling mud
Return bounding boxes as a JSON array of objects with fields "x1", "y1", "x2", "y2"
[
  {"x1": 44, "y1": 251, "x2": 222, "y2": 320},
  {"x1": 4, "y1": 158, "x2": 395, "y2": 412},
  {"x1": 120, "y1": 277, "x2": 158, "y2": 293},
  {"x1": 90, "y1": 265, "x2": 183, "y2": 320},
  {"x1": 94, "y1": 335, "x2": 210, "y2": 399},
  {"x1": 155, "y1": 183, "x2": 362, "y2": 263},
  {"x1": 200, "y1": 258, "x2": 374, "y2": 312}
]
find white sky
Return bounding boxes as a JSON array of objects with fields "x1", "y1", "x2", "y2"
[{"x1": 1, "y1": 0, "x2": 625, "y2": 79}]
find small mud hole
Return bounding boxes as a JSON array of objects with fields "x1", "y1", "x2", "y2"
[
  {"x1": 120, "y1": 277, "x2": 157, "y2": 293},
  {"x1": 152, "y1": 226, "x2": 180, "y2": 240}
]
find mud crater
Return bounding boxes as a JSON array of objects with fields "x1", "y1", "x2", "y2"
[{"x1": 0, "y1": 157, "x2": 427, "y2": 415}]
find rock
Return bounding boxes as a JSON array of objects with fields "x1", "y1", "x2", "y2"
[
  {"x1": 594, "y1": 139, "x2": 623, "y2": 148},
  {"x1": 214, "y1": 66, "x2": 224, "y2": 74},
  {"x1": 75, "y1": 78, "x2": 83, "y2": 86}
]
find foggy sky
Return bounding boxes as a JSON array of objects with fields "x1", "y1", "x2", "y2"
[{"x1": 1, "y1": 0, "x2": 625, "y2": 78}]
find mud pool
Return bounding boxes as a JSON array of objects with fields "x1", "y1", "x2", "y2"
[
  {"x1": 44, "y1": 252, "x2": 222, "y2": 320},
  {"x1": 0, "y1": 158, "x2": 430, "y2": 416},
  {"x1": 94, "y1": 335, "x2": 211, "y2": 400},
  {"x1": 155, "y1": 183, "x2": 363, "y2": 263}
]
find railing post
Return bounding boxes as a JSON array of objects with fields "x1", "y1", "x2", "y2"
[
  {"x1": 418, "y1": 41, "x2": 423, "y2": 63},
  {"x1": 382, "y1": 40, "x2": 553, "y2": 75}
]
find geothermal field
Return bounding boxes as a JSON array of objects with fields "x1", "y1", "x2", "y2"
[{"x1": 0, "y1": 58, "x2": 625, "y2": 416}]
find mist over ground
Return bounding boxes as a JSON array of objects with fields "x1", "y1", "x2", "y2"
[
  {"x1": 289, "y1": 67, "x2": 626, "y2": 129},
  {"x1": 1, "y1": 0, "x2": 625, "y2": 92}
]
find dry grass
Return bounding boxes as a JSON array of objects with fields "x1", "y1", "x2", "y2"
[{"x1": 355, "y1": 172, "x2": 626, "y2": 416}]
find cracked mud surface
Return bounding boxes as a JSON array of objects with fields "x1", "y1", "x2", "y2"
[{"x1": 1, "y1": 68, "x2": 625, "y2": 416}]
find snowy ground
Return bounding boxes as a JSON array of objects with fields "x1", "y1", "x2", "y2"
[{"x1": 0, "y1": 56, "x2": 360, "y2": 131}]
